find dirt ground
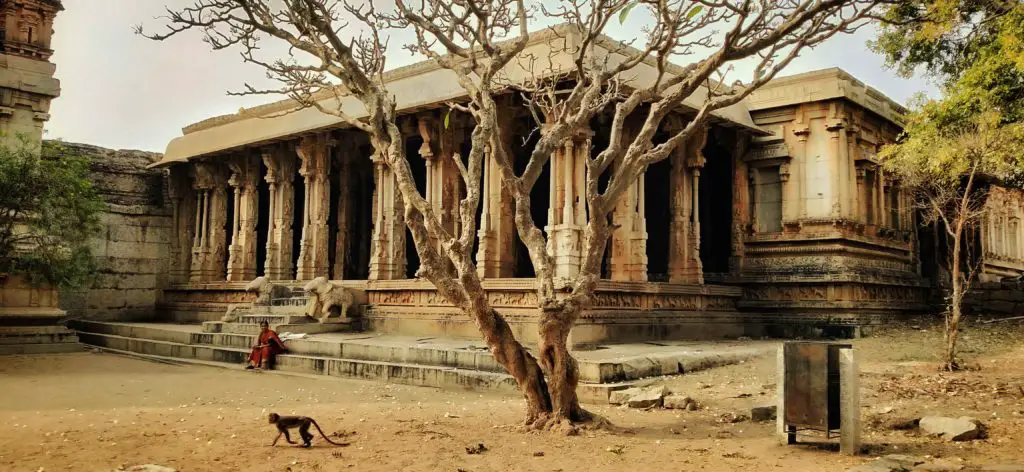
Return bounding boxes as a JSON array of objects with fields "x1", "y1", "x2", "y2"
[{"x1": 1, "y1": 320, "x2": 1022, "y2": 472}]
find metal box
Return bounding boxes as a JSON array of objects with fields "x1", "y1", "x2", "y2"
[{"x1": 782, "y1": 341, "x2": 852, "y2": 432}]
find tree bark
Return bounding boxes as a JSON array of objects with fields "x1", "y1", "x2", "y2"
[{"x1": 945, "y1": 224, "x2": 963, "y2": 372}]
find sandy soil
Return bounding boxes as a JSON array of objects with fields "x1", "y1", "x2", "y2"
[{"x1": 1, "y1": 321, "x2": 1022, "y2": 472}]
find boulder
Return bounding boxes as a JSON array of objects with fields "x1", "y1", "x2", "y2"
[
  {"x1": 751, "y1": 405, "x2": 777, "y2": 422},
  {"x1": 626, "y1": 386, "x2": 669, "y2": 409},
  {"x1": 609, "y1": 387, "x2": 643, "y2": 405},
  {"x1": 919, "y1": 416, "x2": 984, "y2": 441},
  {"x1": 847, "y1": 459, "x2": 911, "y2": 472},
  {"x1": 663, "y1": 394, "x2": 693, "y2": 410}
]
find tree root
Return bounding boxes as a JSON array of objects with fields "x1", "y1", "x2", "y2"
[{"x1": 521, "y1": 408, "x2": 618, "y2": 436}]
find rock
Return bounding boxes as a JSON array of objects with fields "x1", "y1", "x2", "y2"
[
  {"x1": 117, "y1": 466, "x2": 177, "y2": 472},
  {"x1": 718, "y1": 412, "x2": 749, "y2": 423},
  {"x1": 686, "y1": 401, "x2": 699, "y2": 411},
  {"x1": 609, "y1": 387, "x2": 642, "y2": 405},
  {"x1": 663, "y1": 394, "x2": 693, "y2": 409},
  {"x1": 884, "y1": 455, "x2": 926, "y2": 469},
  {"x1": 978, "y1": 465, "x2": 1024, "y2": 472},
  {"x1": 912, "y1": 460, "x2": 964, "y2": 472},
  {"x1": 847, "y1": 459, "x2": 910, "y2": 472},
  {"x1": 751, "y1": 405, "x2": 777, "y2": 422},
  {"x1": 626, "y1": 386, "x2": 668, "y2": 409},
  {"x1": 919, "y1": 416, "x2": 984, "y2": 441},
  {"x1": 465, "y1": 443, "x2": 487, "y2": 455}
]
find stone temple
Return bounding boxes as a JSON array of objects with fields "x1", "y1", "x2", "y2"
[{"x1": 2, "y1": 11, "x2": 1023, "y2": 379}]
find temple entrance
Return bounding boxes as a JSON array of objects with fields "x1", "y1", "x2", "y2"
[
  {"x1": 645, "y1": 157, "x2": 671, "y2": 281},
  {"x1": 699, "y1": 132, "x2": 733, "y2": 277}
]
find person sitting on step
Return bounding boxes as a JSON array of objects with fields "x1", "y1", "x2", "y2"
[{"x1": 246, "y1": 320, "x2": 286, "y2": 370}]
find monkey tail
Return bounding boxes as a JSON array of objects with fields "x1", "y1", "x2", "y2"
[{"x1": 311, "y1": 419, "x2": 349, "y2": 447}]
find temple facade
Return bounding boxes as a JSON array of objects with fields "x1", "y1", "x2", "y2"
[{"x1": 148, "y1": 34, "x2": 1023, "y2": 344}]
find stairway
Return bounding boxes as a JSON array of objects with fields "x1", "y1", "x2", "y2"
[{"x1": 0, "y1": 325, "x2": 83, "y2": 355}]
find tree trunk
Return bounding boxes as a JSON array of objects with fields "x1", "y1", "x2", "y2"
[
  {"x1": 477, "y1": 306, "x2": 553, "y2": 421},
  {"x1": 944, "y1": 226, "x2": 963, "y2": 371},
  {"x1": 536, "y1": 307, "x2": 586, "y2": 426}
]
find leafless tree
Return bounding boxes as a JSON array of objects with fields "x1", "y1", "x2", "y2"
[{"x1": 140, "y1": 0, "x2": 889, "y2": 430}]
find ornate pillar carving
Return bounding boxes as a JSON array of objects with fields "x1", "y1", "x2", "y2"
[
  {"x1": 332, "y1": 140, "x2": 353, "y2": 280},
  {"x1": 189, "y1": 162, "x2": 228, "y2": 283},
  {"x1": 262, "y1": 148, "x2": 296, "y2": 280},
  {"x1": 368, "y1": 151, "x2": 407, "y2": 280},
  {"x1": 167, "y1": 165, "x2": 195, "y2": 285},
  {"x1": 791, "y1": 106, "x2": 811, "y2": 220},
  {"x1": 477, "y1": 111, "x2": 517, "y2": 278},
  {"x1": 666, "y1": 119, "x2": 706, "y2": 283},
  {"x1": 226, "y1": 154, "x2": 261, "y2": 281},
  {"x1": 295, "y1": 134, "x2": 331, "y2": 280},
  {"x1": 730, "y1": 134, "x2": 749, "y2": 275},
  {"x1": 825, "y1": 103, "x2": 849, "y2": 219},
  {"x1": 544, "y1": 125, "x2": 591, "y2": 279},
  {"x1": 417, "y1": 112, "x2": 464, "y2": 274},
  {"x1": 610, "y1": 120, "x2": 648, "y2": 281}
]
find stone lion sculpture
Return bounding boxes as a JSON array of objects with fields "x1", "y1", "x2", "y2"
[
  {"x1": 302, "y1": 276, "x2": 354, "y2": 323},
  {"x1": 246, "y1": 276, "x2": 290, "y2": 306}
]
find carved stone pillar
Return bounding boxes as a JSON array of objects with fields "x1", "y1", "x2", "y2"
[
  {"x1": 189, "y1": 162, "x2": 228, "y2": 283},
  {"x1": 665, "y1": 122, "x2": 707, "y2": 284},
  {"x1": 731, "y1": 135, "x2": 750, "y2": 276},
  {"x1": 688, "y1": 133, "x2": 707, "y2": 284},
  {"x1": 167, "y1": 165, "x2": 195, "y2": 285},
  {"x1": 368, "y1": 153, "x2": 407, "y2": 280},
  {"x1": 295, "y1": 134, "x2": 331, "y2": 280},
  {"x1": 262, "y1": 148, "x2": 296, "y2": 280},
  {"x1": 826, "y1": 103, "x2": 849, "y2": 219},
  {"x1": 610, "y1": 122, "x2": 648, "y2": 281},
  {"x1": 855, "y1": 166, "x2": 867, "y2": 224},
  {"x1": 545, "y1": 126, "x2": 591, "y2": 279},
  {"x1": 791, "y1": 107, "x2": 811, "y2": 220},
  {"x1": 226, "y1": 154, "x2": 261, "y2": 282},
  {"x1": 333, "y1": 143, "x2": 352, "y2": 280},
  {"x1": 476, "y1": 118, "x2": 518, "y2": 279},
  {"x1": 417, "y1": 113, "x2": 464, "y2": 274}
]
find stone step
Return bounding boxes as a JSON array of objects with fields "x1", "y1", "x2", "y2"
[
  {"x1": 76, "y1": 331, "x2": 520, "y2": 394},
  {"x1": 0, "y1": 343, "x2": 83, "y2": 355},
  {"x1": 202, "y1": 321, "x2": 351, "y2": 335},
  {"x1": 238, "y1": 314, "x2": 316, "y2": 324}
]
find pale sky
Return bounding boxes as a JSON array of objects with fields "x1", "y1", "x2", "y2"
[{"x1": 47, "y1": 0, "x2": 937, "y2": 154}]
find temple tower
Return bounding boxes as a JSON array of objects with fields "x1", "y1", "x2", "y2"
[{"x1": 0, "y1": 0, "x2": 61, "y2": 146}]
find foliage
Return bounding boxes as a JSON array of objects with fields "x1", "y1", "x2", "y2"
[{"x1": 0, "y1": 139, "x2": 104, "y2": 287}]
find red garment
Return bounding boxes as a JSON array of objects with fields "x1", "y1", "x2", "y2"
[{"x1": 248, "y1": 329, "x2": 285, "y2": 368}]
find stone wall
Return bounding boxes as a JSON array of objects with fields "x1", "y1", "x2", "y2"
[
  {"x1": 964, "y1": 277, "x2": 1024, "y2": 317},
  {"x1": 58, "y1": 142, "x2": 172, "y2": 321}
]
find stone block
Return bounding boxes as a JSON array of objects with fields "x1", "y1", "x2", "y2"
[
  {"x1": 912, "y1": 459, "x2": 964, "y2": 471},
  {"x1": 883, "y1": 455, "x2": 925, "y2": 469},
  {"x1": 919, "y1": 416, "x2": 983, "y2": 441},
  {"x1": 751, "y1": 405, "x2": 777, "y2": 422},
  {"x1": 626, "y1": 385, "x2": 668, "y2": 409},
  {"x1": 663, "y1": 394, "x2": 693, "y2": 410},
  {"x1": 609, "y1": 387, "x2": 642, "y2": 405},
  {"x1": 987, "y1": 301, "x2": 1016, "y2": 314}
]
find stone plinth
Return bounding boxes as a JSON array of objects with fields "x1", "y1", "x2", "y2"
[{"x1": 0, "y1": 274, "x2": 65, "y2": 323}]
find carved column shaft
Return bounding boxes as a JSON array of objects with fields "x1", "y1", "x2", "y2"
[
  {"x1": 333, "y1": 148, "x2": 351, "y2": 280},
  {"x1": 263, "y1": 149, "x2": 295, "y2": 280},
  {"x1": 368, "y1": 154, "x2": 406, "y2": 280},
  {"x1": 167, "y1": 166, "x2": 195, "y2": 285},
  {"x1": 189, "y1": 162, "x2": 228, "y2": 283},
  {"x1": 544, "y1": 126, "x2": 590, "y2": 279},
  {"x1": 477, "y1": 133, "x2": 517, "y2": 278},
  {"x1": 226, "y1": 154, "x2": 261, "y2": 282},
  {"x1": 296, "y1": 134, "x2": 331, "y2": 280}
]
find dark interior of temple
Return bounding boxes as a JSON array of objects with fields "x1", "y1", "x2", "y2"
[
  {"x1": 699, "y1": 131, "x2": 734, "y2": 276},
  {"x1": 255, "y1": 158, "x2": 270, "y2": 277},
  {"x1": 291, "y1": 163, "x2": 306, "y2": 275}
]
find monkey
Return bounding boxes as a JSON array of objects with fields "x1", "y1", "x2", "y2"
[{"x1": 268, "y1": 413, "x2": 349, "y2": 448}]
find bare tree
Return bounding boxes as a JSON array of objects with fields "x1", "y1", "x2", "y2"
[
  {"x1": 141, "y1": 0, "x2": 888, "y2": 429},
  {"x1": 883, "y1": 109, "x2": 1024, "y2": 371}
]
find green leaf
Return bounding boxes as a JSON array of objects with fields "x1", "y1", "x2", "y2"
[
  {"x1": 686, "y1": 5, "x2": 702, "y2": 20},
  {"x1": 444, "y1": 109, "x2": 451, "y2": 129},
  {"x1": 619, "y1": 2, "x2": 637, "y2": 25}
]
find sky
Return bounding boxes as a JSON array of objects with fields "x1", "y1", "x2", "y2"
[{"x1": 46, "y1": 0, "x2": 938, "y2": 153}]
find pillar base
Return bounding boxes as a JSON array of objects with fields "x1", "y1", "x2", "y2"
[{"x1": 547, "y1": 224, "x2": 582, "y2": 279}]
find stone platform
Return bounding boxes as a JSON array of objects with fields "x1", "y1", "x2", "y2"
[
  {"x1": 0, "y1": 326, "x2": 83, "y2": 355},
  {"x1": 69, "y1": 320, "x2": 775, "y2": 403}
]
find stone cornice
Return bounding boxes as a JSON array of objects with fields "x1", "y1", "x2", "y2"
[{"x1": 746, "y1": 68, "x2": 906, "y2": 127}]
